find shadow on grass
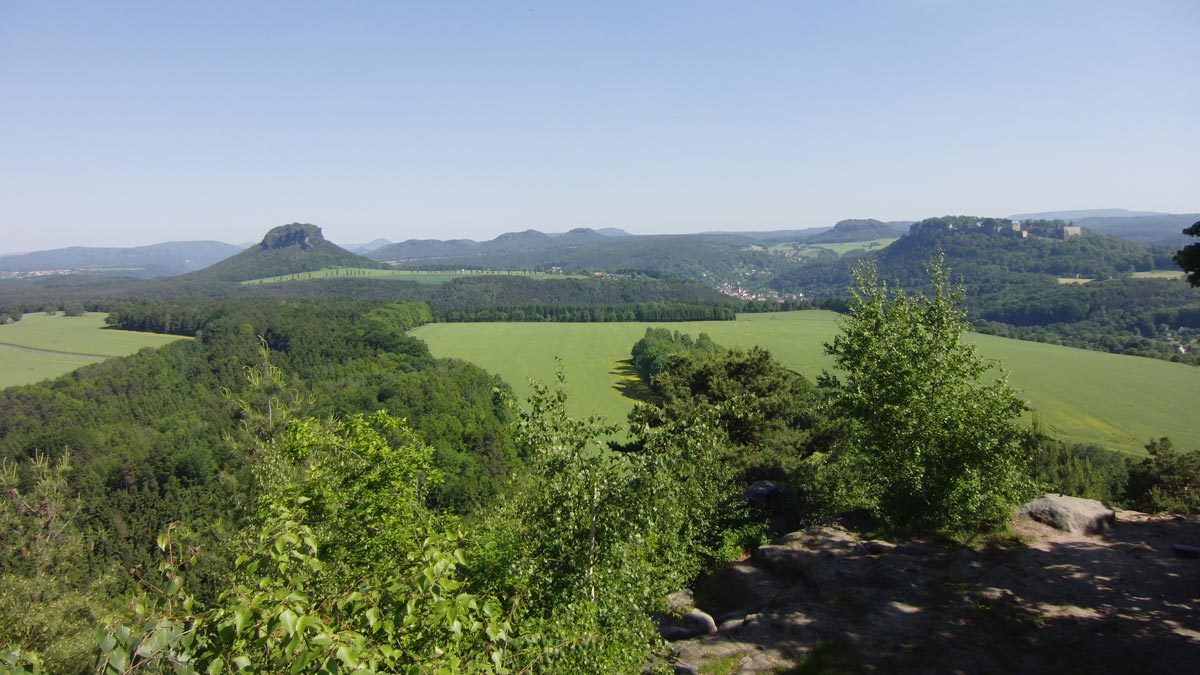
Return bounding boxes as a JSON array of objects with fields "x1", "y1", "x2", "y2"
[{"x1": 611, "y1": 358, "x2": 656, "y2": 404}]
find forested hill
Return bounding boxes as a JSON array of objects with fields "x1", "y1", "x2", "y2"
[
  {"x1": 186, "y1": 222, "x2": 383, "y2": 282},
  {"x1": 770, "y1": 215, "x2": 1177, "y2": 298},
  {"x1": 369, "y1": 229, "x2": 778, "y2": 284},
  {"x1": 806, "y1": 219, "x2": 903, "y2": 243},
  {"x1": 768, "y1": 216, "x2": 1200, "y2": 364}
]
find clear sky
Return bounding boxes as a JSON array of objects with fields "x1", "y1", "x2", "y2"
[{"x1": 1, "y1": 0, "x2": 1196, "y2": 252}]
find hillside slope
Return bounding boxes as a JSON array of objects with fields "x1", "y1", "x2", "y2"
[{"x1": 187, "y1": 223, "x2": 382, "y2": 282}]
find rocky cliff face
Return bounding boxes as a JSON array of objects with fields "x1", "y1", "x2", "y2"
[{"x1": 259, "y1": 223, "x2": 322, "y2": 251}]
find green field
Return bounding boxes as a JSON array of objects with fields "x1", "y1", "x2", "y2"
[
  {"x1": 770, "y1": 237, "x2": 898, "y2": 259},
  {"x1": 1130, "y1": 270, "x2": 1185, "y2": 280},
  {"x1": 810, "y1": 237, "x2": 899, "y2": 255},
  {"x1": 0, "y1": 313, "x2": 185, "y2": 388},
  {"x1": 240, "y1": 268, "x2": 576, "y2": 285},
  {"x1": 412, "y1": 311, "x2": 1200, "y2": 455}
]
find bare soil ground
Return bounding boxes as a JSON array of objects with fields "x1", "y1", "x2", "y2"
[{"x1": 670, "y1": 512, "x2": 1200, "y2": 674}]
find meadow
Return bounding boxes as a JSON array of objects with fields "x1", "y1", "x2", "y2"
[
  {"x1": 240, "y1": 268, "x2": 574, "y2": 285},
  {"x1": 413, "y1": 310, "x2": 1200, "y2": 455},
  {"x1": 0, "y1": 313, "x2": 184, "y2": 388}
]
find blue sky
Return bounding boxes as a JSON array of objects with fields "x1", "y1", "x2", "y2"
[{"x1": 1, "y1": 1, "x2": 1197, "y2": 251}]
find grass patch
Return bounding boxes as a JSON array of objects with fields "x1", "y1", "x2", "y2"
[
  {"x1": 1056, "y1": 277, "x2": 1093, "y2": 284},
  {"x1": 412, "y1": 311, "x2": 1200, "y2": 454},
  {"x1": 240, "y1": 267, "x2": 577, "y2": 285},
  {"x1": 699, "y1": 652, "x2": 745, "y2": 675},
  {"x1": 778, "y1": 638, "x2": 861, "y2": 674},
  {"x1": 0, "y1": 313, "x2": 185, "y2": 388}
]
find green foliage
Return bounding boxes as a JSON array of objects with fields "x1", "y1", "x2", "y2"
[
  {"x1": 1125, "y1": 437, "x2": 1200, "y2": 514},
  {"x1": 0, "y1": 454, "x2": 108, "y2": 674},
  {"x1": 629, "y1": 328, "x2": 721, "y2": 383},
  {"x1": 819, "y1": 254, "x2": 1034, "y2": 532},
  {"x1": 0, "y1": 297, "x2": 520, "y2": 612},
  {"x1": 628, "y1": 328, "x2": 822, "y2": 481},
  {"x1": 1175, "y1": 220, "x2": 1200, "y2": 286},
  {"x1": 1028, "y1": 435, "x2": 1129, "y2": 504},
  {"x1": 355, "y1": 301, "x2": 433, "y2": 353},
  {"x1": 473, "y1": 372, "x2": 731, "y2": 673},
  {"x1": 96, "y1": 412, "x2": 512, "y2": 675}
]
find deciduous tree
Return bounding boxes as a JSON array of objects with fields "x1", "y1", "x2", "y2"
[{"x1": 819, "y1": 252, "x2": 1033, "y2": 532}]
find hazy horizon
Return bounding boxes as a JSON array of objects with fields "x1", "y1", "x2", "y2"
[{"x1": 2, "y1": 1, "x2": 1197, "y2": 253}]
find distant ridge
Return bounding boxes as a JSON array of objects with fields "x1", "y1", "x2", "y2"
[
  {"x1": 0, "y1": 240, "x2": 241, "y2": 278},
  {"x1": 188, "y1": 223, "x2": 382, "y2": 282},
  {"x1": 1008, "y1": 208, "x2": 1166, "y2": 221},
  {"x1": 345, "y1": 238, "x2": 394, "y2": 254}
]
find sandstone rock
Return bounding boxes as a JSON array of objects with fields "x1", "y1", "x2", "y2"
[
  {"x1": 739, "y1": 480, "x2": 790, "y2": 505},
  {"x1": 753, "y1": 526, "x2": 866, "y2": 587},
  {"x1": 1017, "y1": 494, "x2": 1115, "y2": 534},
  {"x1": 693, "y1": 562, "x2": 783, "y2": 621},
  {"x1": 657, "y1": 590, "x2": 718, "y2": 641},
  {"x1": 666, "y1": 589, "x2": 696, "y2": 615},
  {"x1": 683, "y1": 609, "x2": 718, "y2": 635}
]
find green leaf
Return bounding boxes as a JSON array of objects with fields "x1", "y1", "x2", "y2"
[
  {"x1": 279, "y1": 608, "x2": 299, "y2": 635},
  {"x1": 108, "y1": 648, "x2": 128, "y2": 673}
]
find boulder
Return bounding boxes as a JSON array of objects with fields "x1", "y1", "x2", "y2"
[
  {"x1": 739, "y1": 480, "x2": 790, "y2": 505},
  {"x1": 1016, "y1": 494, "x2": 1115, "y2": 534},
  {"x1": 656, "y1": 589, "x2": 718, "y2": 641},
  {"x1": 656, "y1": 608, "x2": 718, "y2": 641}
]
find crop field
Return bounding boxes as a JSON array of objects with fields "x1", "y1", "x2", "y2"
[
  {"x1": 241, "y1": 268, "x2": 575, "y2": 285},
  {"x1": 0, "y1": 313, "x2": 184, "y2": 388},
  {"x1": 413, "y1": 310, "x2": 1200, "y2": 455}
]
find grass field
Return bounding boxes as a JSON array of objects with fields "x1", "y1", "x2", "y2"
[
  {"x1": 0, "y1": 313, "x2": 185, "y2": 388},
  {"x1": 809, "y1": 238, "x2": 898, "y2": 256},
  {"x1": 768, "y1": 238, "x2": 899, "y2": 262},
  {"x1": 1059, "y1": 271, "x2": 1185, "y2": 284},
  {"x1": 240, "y1": 268, "x2": 575, "y2": 285},
  {"x1": 1130, "y1": 270, "x2": 1185, "y2": 280},
  {"x1": 413, "y1": 311, "x2": 1200, "y2": 455}
]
